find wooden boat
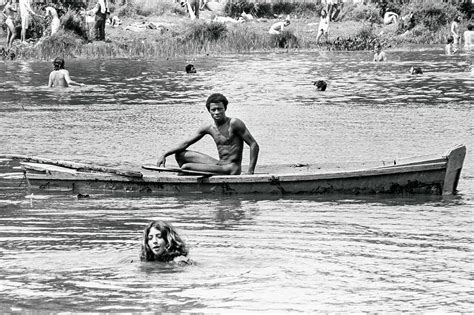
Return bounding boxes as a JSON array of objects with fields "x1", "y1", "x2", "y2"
[{"x1": 4, "y1": 144, "x2": 467, "y2": 196}]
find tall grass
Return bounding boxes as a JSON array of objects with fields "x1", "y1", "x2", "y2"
[{"x1": 118, "y1": 0, "x2": 186, "y2": 18}]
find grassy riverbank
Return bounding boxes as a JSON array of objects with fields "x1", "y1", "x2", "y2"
[{"x1": 0, "y1": 0, "x2": 468, "y2": 60}]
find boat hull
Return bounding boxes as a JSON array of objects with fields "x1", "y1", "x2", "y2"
[{"x1": 16, "y1": 144, "x2": 467, "y2": 196}]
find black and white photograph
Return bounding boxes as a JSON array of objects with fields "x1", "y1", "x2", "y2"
[{"x1": 0, "y1": 0, "x2": 472, "y2": 312}]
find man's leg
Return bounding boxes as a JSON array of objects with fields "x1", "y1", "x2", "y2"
[
  {"x1": 193, "y1": 0, "x2": 199, "y2": 19},
  {"x1": 21, "y1": 15, "x2": 29, "y2": 42},
  {"x1": 175, "y1": 150, "x2": 219, "y2": 166},
  {"x1": 175, "y1": 150, "x2": 239, "y2": 175},
  {"x1": 100, "y1": 17, "x2": 106, "y2": 40}
]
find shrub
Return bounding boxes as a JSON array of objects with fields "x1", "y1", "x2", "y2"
[
  {"x1": 254, "y1": 3, "x2": 272, "y2": 18},
  {"x1": 269, "y1": 29, "x2": 298, "y2": 48},
  {"x1": 132, "y1": 0, "x2": 185, "y2": 17},
  {"x1": 294, "y1": 3, "x2": 323, "y2": 19},
  {"x1": 399, "y1": 0, "x2": 461, "y2": 32},
  {"x1": 329, "y1": 24, "x2": 378, "y2": 50},
  {"x1": 61, "y1": 9, "x2": 89, "y2": 40},
  {"x1": 339, "y1": 2, "x2": 381, "y2": 24},
  {"x1": 224, "y1": 0, "x2": 256, "y2": 18},
  {"x1": 21, "y1": 30, "x2": 84, "y2": 59},
  {"x1": 272, "y1": 2, "x2": 296, "y2": 15},
  {"x1": 184, "y1": 21, "x2": 228, "y2": 43}
]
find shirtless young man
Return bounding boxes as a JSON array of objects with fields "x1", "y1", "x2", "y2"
[
  {"x1": 47, "y1": 57, "x2": 84, "y2": 88},
  {"x1": 373, "y1": 44, "x2": 387, "y2": 62},
  {"x1": 157, "y1": 93, "x2": 259, "y2": 175}
]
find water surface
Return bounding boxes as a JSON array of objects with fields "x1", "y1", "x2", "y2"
[{"x1": 0, "y1": 49, "x2": 472, "y2": 312}]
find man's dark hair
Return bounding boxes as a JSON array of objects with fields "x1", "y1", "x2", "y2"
[
  {"x1": 206, "y1": 93, "x2": 228, "y2": 111},
  {"x1": 314, "y1": 80, "x2": 327, "y2": 91},
  {"x1": 185, "y1": 64, "x2": 196, "y2": 73},
  {"x1": 53, "y1": 57, "x2": 65, "y2": 70},
  {"x1": 468, "y1": 24, "x2": 473, "y2": 31}
]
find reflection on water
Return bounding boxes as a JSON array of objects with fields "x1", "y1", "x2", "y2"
[{"x1": 0, "y1": 49, "x2": 473, "y2": 312}]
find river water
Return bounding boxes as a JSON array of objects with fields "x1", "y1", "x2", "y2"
[{"x1": 0, "y1": 49, "x2": 473, "y2": 312}]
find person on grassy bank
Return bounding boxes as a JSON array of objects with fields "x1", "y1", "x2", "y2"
[
  {"x1": 269, "y1": 18, "x2": 290, "y2": 35},
  {"x1": 316, "y1": 8, "x2": 330, "y2": 44},
  {"x1": 44, "y1": 6, "x2": 60, "y2": 36},
  {"x1": 89, "y1": 0, "x2": 110, "y2": 41},
  {"x1": 2, "y1": 0, "x2": 17, "y2": 49},
  {"x1": 157, "y1": 93, "x2": 259, "y2": 175},
  {"x1": 48, "y1": 57, "x2": 84, "y2": 88},
  {"x1": 19, "y1": 0, "x2": 39, "y2": 43}
]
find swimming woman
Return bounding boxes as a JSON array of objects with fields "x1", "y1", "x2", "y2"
[{"x1": 140, "y1": 220, "x2": 192, "y2": 265}]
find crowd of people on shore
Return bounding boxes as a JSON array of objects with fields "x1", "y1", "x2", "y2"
[{"x1": 0, "y1": 0, "x2": 117, "y2": 53}]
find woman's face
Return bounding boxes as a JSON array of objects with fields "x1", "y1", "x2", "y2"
[{"x1": 147, "y1": 227, "x2": 166, "y2": 256}]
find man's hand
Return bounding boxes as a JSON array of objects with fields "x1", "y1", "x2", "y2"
[{"x1": 157, "y1": 155, "x2": 166, "y2": 167}]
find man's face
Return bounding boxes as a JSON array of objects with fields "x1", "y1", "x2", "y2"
[{"x1": 209, "y1": 102, "x2": 226, "y2": 122}]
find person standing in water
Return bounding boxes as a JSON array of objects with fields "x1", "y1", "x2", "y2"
[
  {"x1": 2, "y1": 0, "x2": 17, "y2": 49},
  {"x1": 47, "y1": 57, "x2": 84, "y2": 88},
  {"x1": 451, "y1": 15, "x2": 461, "y2": 52},
  {"x1": 373, "y1": 43, "x2": 387, "y2": 62}
]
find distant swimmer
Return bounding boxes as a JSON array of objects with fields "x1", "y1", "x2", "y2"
[
  {"x1": 47, "y1": 57, "x2": 84, "y2": 88},
  {"x1": 140, "y1": 220, "x2": 193, "y2": 265},
  {"x1": 269, "y1": 18, "x2": 290, "y2": 35},
  {"x1": 373, "y1": 43, "x2": 387, "y2": 62},
  {"x1": 185, "y1": 64, "x2": 196, "y2": 73},
  {"x1": 409, "y1": 66, "x2": 423, "y2": 75},
  {"x1": 313, "y1": 80, "x2": 327, "y2": 91}
]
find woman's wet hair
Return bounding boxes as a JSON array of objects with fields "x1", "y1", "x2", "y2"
[
  {"x1": 139, "y1": 220, "x2": 188, "y2": 262},
  {"x1": 206, "y1": 93, "x2": 228, "y2": 111},
  {"x1": 314, "y1": 80, "x2": 327, "y2": 91},
  {"x1": 53, "y1": 57, "x2": 65, "y2": 70}
]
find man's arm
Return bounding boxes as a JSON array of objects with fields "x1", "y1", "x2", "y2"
[
  {"x1": 64, "y1": 70, "x2": 84, "y2": 86},
  {"x1": 233, "y1": 119, "x2": 259, "y2": 174},
  {"x1": 22, "y1": 0, "x2": 37, "y2": 16},
  {"x1": 157, "y1": 126, "x2": 207, "y2": 167},
  {"x1": 47, "y1": 72, "x2": 53, "y2": 87}
]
